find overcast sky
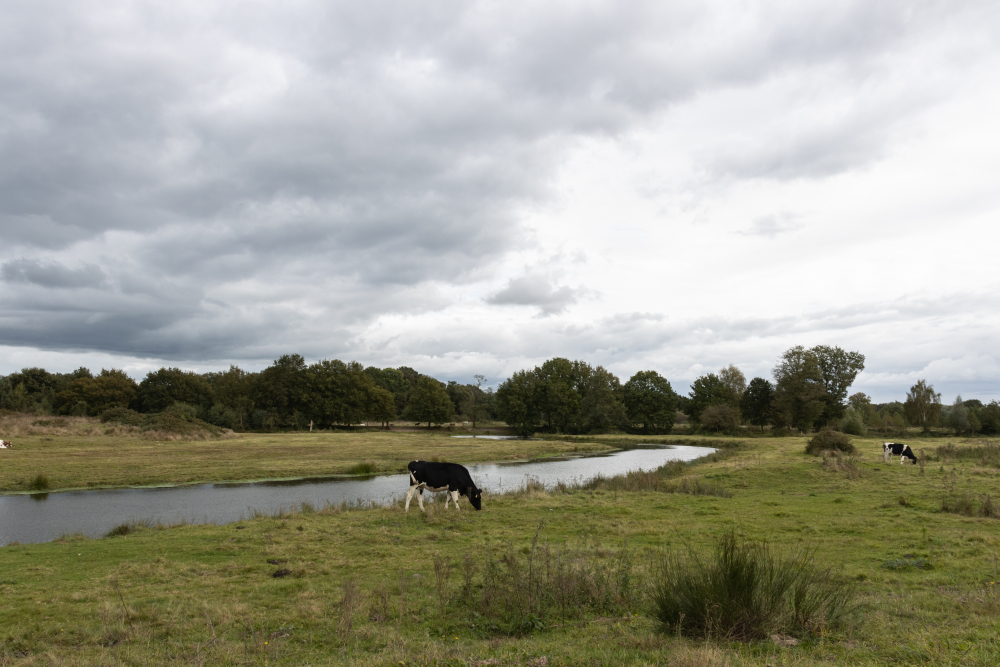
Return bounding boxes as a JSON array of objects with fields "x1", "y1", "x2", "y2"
[{"x1": 1, "y1": 0, "x2": 999, "y2": 402}]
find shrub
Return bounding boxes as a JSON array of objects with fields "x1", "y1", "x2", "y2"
[
  {"x1": 805, "y1": 429, "x2": 856, "y2": 455},
  {"x1": 345, "y1": 462, "x2": 376, "y2": 475},
  {"x1": 699, "y1": 405, "x2": 740, "y2": 433},
  {"x1": 840, "y1": 406, "x2": 866, "y2": 436},
  {"x1": 99, "y1": 407, "x2": 146, "y2": 427},
  {"x1": 650, "y1": 530, "x2": 856, "y2": 640}
]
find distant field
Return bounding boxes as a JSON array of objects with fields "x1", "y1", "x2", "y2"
[
  {"x1": 2, "y1": 434, "x2": 1000, "y2": 665},
  {"x1": 0, "y1": 430, "x2": 616, "y2": 493}
]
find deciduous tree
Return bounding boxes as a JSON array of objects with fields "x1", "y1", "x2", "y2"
[
  {"x1": 903, "y1": 379, "x2": 942, "y2": 433},
  {"x1": 622, "y1": 370, "x2": 677, "y2": 433},
  {"x1": 772, "y1": 346, "x2": 826, "y2": 432},
  {"x1": 403, "y1": 376, "x2": 454, "y2": 427},
  {"x1": 740, "y1": 377, "x2": 774, "y2": 432}
]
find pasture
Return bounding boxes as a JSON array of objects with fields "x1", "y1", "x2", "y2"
[
  {"x1": 0, "y1": 425, "x2": 611, "y2": 493},
  {"x1": 1, "y1": 433, "x2": 1000, "y2": 665}
]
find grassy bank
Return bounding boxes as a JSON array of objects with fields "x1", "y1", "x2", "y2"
[
  {"x1": 0, "y1": 430, "x2": 617, "y2": 494},
  {"x1": 2, "y1": 434, "x2": 1000, "y2": 665}
]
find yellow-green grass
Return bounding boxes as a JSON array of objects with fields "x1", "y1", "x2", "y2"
[
  {"x1": 0, "y1": 431, "x2": 615, "y2": 494},
  {"x1": 2, "y1": 434, "x2": 1000, "y2": 665}
]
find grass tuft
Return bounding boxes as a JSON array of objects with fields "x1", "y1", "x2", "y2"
[
  {"x1": 650, "y1": 529, "x2": 856, "y2": 640},
  {"x1": 345, "y1": 461, "x2": 377, "y2": 475},
  {"x1": 103, "y1": 518, "x2": 155, "y2": 538},
  {"x1": 28, "y1": 473, "x2": 50, "y2": 491}
]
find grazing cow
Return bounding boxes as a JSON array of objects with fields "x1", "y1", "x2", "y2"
[
  {"x1": 405, "y1": 460, "x2": 482, "y2": 512},
  {"x1": 0, "y1": 440, "x2": 12, "y2": 449},
  {"x1": 883, "y1": 442, "x2": 917, "y2": 465}
]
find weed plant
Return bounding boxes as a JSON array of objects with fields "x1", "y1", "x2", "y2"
[
  {"x1": 934, "y1": 441, "x2": 1000, "y2": 467},
  {"x1": 650, "y1": 530, "x2": 856, "y2": 640}
]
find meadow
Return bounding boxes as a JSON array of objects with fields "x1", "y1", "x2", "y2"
[
  {"x1": 2, "y1": 431, "x2": 1000, "y2": 666},
  {"x1": 0, "y1": 415, "x2": 609, "y2": 493}
]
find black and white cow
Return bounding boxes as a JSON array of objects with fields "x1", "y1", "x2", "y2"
[
  {"x1": 405, "y1": 460, "x2": 482, "y2": 512},
  {"x1": 883, "y1": 442, "x2": 917, "y2": 465},
  {"x1": 0, "y1": 440, "x2": 12, "y2": 449}
]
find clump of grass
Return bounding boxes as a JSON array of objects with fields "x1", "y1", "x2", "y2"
[
  {"x1": 28, "y1": 473, "x2": 50, "y2": 491},
  {"x1": 882, "y1": 557, "x2": 933, "y2": 571},
  {"x1": 805, "y1": 429, "x2": 856, "y2": 456},
  {"x1": 942, "y1": 494, "x2": 977, "y2": 517},
  {"x1": 662, "y1": 477, "x2": 733, "y2": 498},
  {"x1": 103, "y1": 518, "x2": 155, "y2": 537},
  {"x1": 821, "y1": 453, "x2": 862, "y2": 480},
  {"x1": 345, "y1": 462, "x2": 376, "y2": 475},
  {"x1": 650, "y1": 530, "x2": 856, "y2": 640},
  {"x1": 466, "y1": 528, "x2": 639, "y2": 635},
  {"x1": 575, "y1": 459, "x2": 732, "y2": 497},
  {"x1": 980, "y1": 495, "x2": 999, "y2": 519}
]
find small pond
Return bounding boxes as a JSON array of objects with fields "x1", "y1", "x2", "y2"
[{"x1": 0, "y1": 444, "x2": 715, "y2": 546}]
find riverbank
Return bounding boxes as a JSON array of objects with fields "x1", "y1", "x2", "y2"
[
  {"x1": 0, "y1": 430, "x2": 621, "y2": 494},
  {"x1": 2, "y1": 434, "x2": 999, "y2": 665}
]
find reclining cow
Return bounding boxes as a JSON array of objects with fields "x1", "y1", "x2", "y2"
[
  {"x1": 0, "y1": 440, "x2": 12, "y2": 449},
  {"x1": 405, "y1": 460, "x2": 482, "y2": 512},
  {"x1": 883, "y1": 442, "x2": 917, "y2": 465}
]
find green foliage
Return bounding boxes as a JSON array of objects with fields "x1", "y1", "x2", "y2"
[
  {"x1": 772, "y1": 346, "x2": 826, "y2": 432},
  {"x1": 979, "y1": 401, "x2": 1000, "y2": 435},
  {"x1": 840, "y1": 406, "x2": 866, "y2": 436},
  {"x1": 741, "y1": 378, "x2": 774, "y2": 431},
  {"x1": 810, "y1": 345, "x2": 865, "y2": 424},
  {"x1": 55, "y1": 369, "x2": 139, "y2": 416},
  {"x1": 904, "y1": 379, "x2": 942, "y2": 433},
  {"x1": 650, "y1": 530, "x2": 857, "y2": 640},
  {"x1": 687, "y1": 373, "x2": 739, "y2": 424},
  {"x1": 496, "y1": 369, "x2": 542, "y2": 435},
  {"x1": 804, "y1": 428, "x2": 856, "y2": 455},
  {"x1": 403, "y1": 376, "x2": 454, "y2": 426},
  {"x1": 622, "y1": 370, "x2": 677, "y2": 433},
  {"x1": 700, "y1": 404, "x2": 740, "y2": 433},
  {"x1": 99, "y1": 407, "x2": 146, "y2": 427},
  {"x1": 137, "y1": 368, "x2": 214, "y2": 412}
]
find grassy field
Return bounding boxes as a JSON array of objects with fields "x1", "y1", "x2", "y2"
[
  {"x1": 2, "y1": 433, "x2": 1000, "y2": 665},
  {"x1": 0, "y1": 428, "x2": 613, "y2": 494}
]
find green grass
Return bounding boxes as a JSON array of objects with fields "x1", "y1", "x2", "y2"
[
  {"x1": 2, "y1": 434, "x2": 1000, "y2": 665},
  {"x1": 0, "y1": 427, "x2": 617, "y2": 493}
]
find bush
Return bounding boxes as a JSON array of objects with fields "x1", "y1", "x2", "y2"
[
  {"x1": 99, "y1": 407, "x2": 146, "y2": 427},
  {"x1": 650, "y1": 530, "x2": 856, "y2": 640},
  {"x1": 699, "y1": 405, "x2": 740, "y2": 433},
  {"x1": 805, "y1": 429, "x2": 856, "y2": 456},
  {"x1": 840, "y1": 406, "x2": 866, "y2": 436}
]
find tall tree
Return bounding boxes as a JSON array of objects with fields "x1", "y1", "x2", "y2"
[
  {"x1": 495, "y1": 369, "x2": 542, "y2": 436},
  {"x1": 403, "y1": 376, "x2": 454, "y2": 427},
  {"x1": 903, "y1": 379, "x2": 942, "y2": 433},
  {"x1": 687, "y1": 373, "x2": 738, "y2": 424},
  {"x1": 469, "y1": 375, "x2": 488, "y2": 429},
  {"x1": 622, "y1": 370, "x2": 677, "y2": 433},
  {"x1": 138, "y1": 368, "x2": 214, "y2": 412},
  {"x1": 717, "y1": 365, "x2": 747, "y2": 403},
  {"x1": 811, "y1": 345, "x2": 865, "y2": 425},
  {"x1": 740, "y1": 377, "x2": 774, "y2": 432},
  {"x1": 56, "y1": 369, "x2": 139, "y2": 416},
  {"x1": 772, "y1": 346, "x2": 826, "y2": 432},
  {"x1": 255, "y1": 354, "x2": 309, "y2": 425}
]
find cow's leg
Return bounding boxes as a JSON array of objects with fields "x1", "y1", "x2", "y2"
[
  {"x1": 452, "y1": 490, "x2": 461, "y2": 510},
  {"x1": 417, "y1": 487, "x2": 427, "y2": 512},
  {"x1": 405, "y1": 485, "x2": 416, "y2": 512}
]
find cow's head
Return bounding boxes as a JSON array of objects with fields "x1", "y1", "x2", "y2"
[{"x1": 467, "y1": 486, "x2": 482, "y2": 510}]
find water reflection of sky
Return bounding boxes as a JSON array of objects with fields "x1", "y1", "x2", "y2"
[{"x1": 0, "y1": 444, "x2": 714, "y2": 546}]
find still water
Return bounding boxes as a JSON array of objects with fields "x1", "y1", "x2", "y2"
[{"x1": 0, "y1": 444, "x2": 714, "y2": 545}]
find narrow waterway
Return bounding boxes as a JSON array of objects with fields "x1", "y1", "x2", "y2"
[{"x1": 0, "y1": 444, "x2": 715, "y2": 545}]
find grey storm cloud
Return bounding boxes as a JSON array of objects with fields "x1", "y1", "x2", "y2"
[
  {"x1": 0, "y1": 0, "x2": 989, "y2": 363},
  {"x1": 1, "y1": 259, "x2": 107, "y2": 289}
]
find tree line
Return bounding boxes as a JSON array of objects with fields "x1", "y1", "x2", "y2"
[
  {"x1": 2, "y1": 345, "x2": 999, "y2": 436},
  {"x1": 0, "y1": 356, "x2": 494, "y2": 431}
]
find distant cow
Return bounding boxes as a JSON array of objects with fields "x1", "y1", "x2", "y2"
[
  {"x1": 0, "y1": 440, "x2": 12, "y2": 449},
  {"x1": 405, "y1": 460, "x2": 482, "y2": 512},
  {"x1": 883, "y1": 442, "x2": 917, "y2": 465}
]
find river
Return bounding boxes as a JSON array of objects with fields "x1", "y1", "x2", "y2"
[{"x1": 0, "y1": 444, "x2": 715, "y2": 545}]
